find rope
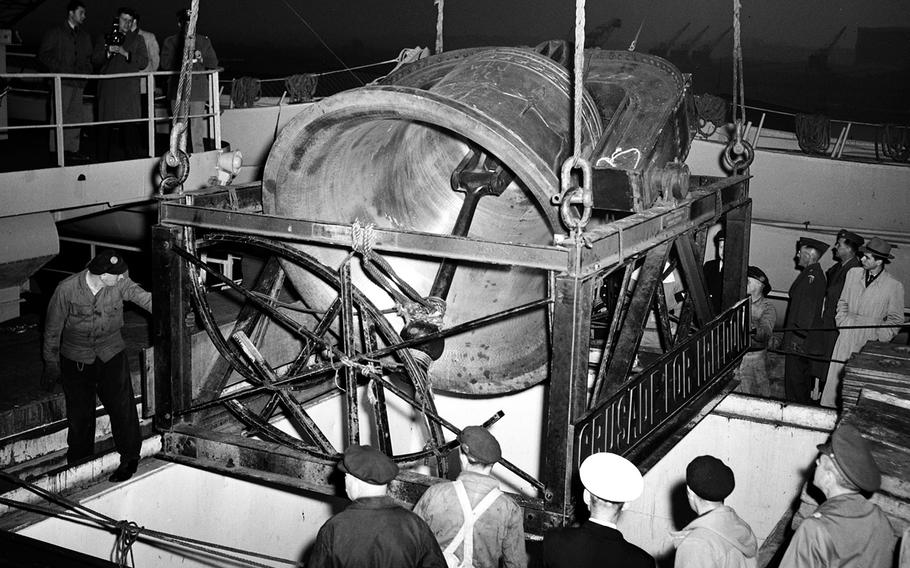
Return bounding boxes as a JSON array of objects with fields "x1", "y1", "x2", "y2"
[
  {"x1": 0, "y1": 472, "x2": 305, "y2": 568},
  {"x1": 694, "y1": 93, "x2": 727, "y2": 136},
  {"x1": 285, "y1": 73, "x2": 318, "y2": 103},
  {"x1": 731, "y1": 0, "x2": 746, "y2": 147},
  {"x1": 794, "y1": 113, "x2": 831, "y2": 155},
  {"x1": 279, "y1": 0, "x2": 363, "y2": 86},
  {"x1": 571, "y1": 0, "x2": 586, "y2": 161},
  {"x1": 881, "y1": 124, "x2": 910, "y2": 163},
  {"x1": 230, "y1": 76, "x2": 261, "y2": 108},
  {"x1": 351, "y1": 220, "x2": 377, "y2": 256},
  {"x1": 435, "y1": 0, "x2": 444, "y2": 54},
  {"x1": 169, "y1": 0, "x2": 200, "y2": 156}
]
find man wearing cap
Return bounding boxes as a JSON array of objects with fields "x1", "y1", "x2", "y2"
[
  {"x1": 807, "y1": 230, "x2": 864, "y2": 387},
  {"x1": 671, "y1": 456, "x2": 757, "y2": 568},
  {"x1": 783, "y1": 237, "x2": 828, "y2": 403},
  {"x1": 309, "y1": 444, "x2": 446, "y2": 568},
  {"x1": 736, "y1": 266, "x2": 776, "y2": 397},
  {"x1": 779, "y1": 424, "x2": 896, "y2": 567},
  {"x1": 821, "y1": 237, "x2": 904, "y2": 408},
  {"x1": 412, "y1": 426, "x2": 526, "y2": 568},
  {"x1": 42, "y1": 250, "x2": 151, "y2": 482},
  {"x1": 541, "y1": 452, "x2": 654, "y2": 568}
]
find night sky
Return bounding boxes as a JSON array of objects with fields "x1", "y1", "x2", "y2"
[{"x1": 10, "y1": 0, "x2": 910, "y2": 121}]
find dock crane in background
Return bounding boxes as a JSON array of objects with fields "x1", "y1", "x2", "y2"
[
  {"x1": 585, "y1": 18, "x2": 622, "y2": 49},
  {"x1": 808, "y1": 26, "x2": 847, "y2": 73},
  {"x1": 649, "y1": 22, "x2": 690, "y2": 58},
  {"x1": 668, "y1": 25, "x2": 711, "y2": 70}
]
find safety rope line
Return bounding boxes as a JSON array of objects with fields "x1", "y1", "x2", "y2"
[
  {"x1": 279, "y1": 0, "x2": 364, "y2": 86},
  {"x1": 435, "y1": 0, "x2": 444, "y2": 54},
  {"x1": 0, "y1": 472, "x2": 304, "y2": 568}
]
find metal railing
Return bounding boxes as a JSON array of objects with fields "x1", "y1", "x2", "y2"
[
  {"x1": 703, "y1": 104, "x2": 910, "y2": 166},
  {"x1": 0, "y1": 68, "x2": 221, "y2": 167}
]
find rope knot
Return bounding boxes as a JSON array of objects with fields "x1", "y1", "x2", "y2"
[
  {"x1": 351, "y1": 220, "x2": 377, "y2": 256},
  {"x1": 114, "y1": 519, "x2": 143, "y2": 566}
]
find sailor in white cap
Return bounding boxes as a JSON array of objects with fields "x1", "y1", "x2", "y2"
[{"x1": 541, "y1": 452, "x2": 655, "y2": 568}]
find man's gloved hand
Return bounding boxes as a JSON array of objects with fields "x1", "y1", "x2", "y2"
[{"x1": 42, "y1": 360, "x2": 61, "y2": 391}]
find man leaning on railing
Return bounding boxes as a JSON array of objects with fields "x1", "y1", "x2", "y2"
[{"x1": 38, "y1": 0, "x2": 92, "y2": 161}]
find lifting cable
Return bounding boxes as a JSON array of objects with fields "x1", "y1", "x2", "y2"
[
  {"x1": 0, "y1": 471, "x2": 303, "y2": 568},
  {"x1": 435, "y1": 0, "x2": 445, "y2": 54},
  {"x1": 157, "y1": 0, "x2": 199, "y2": 194},
  {"x1": 723, "y1": 0, "x2": 754, "y2": 172},
  {"x1": 552, "y1": 0, "x2": 593, "y2": 240}
]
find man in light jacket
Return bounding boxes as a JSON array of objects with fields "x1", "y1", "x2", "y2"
[{"x1": 671, "y1": 455, "x2": 757, "y2": 568}]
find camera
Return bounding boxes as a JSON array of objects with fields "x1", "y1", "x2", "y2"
[{"x1": 104, "y1": 17, "x2": 124, "y2": 48}]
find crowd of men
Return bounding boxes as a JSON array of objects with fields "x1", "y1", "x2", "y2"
[
  {"x1": 708, "y1": 228, "x2": 905, "y2": 408},
  {"x1": 37, "y1": 1, "x2": 218, "y2": 162},
  {"x1": 305, "y1": 424, "x2": 898, "y2": 567}
]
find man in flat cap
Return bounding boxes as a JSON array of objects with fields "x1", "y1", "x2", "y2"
[
  {"x1": 42, "y1": 249, "x2": 151, "y2": 482},
  {"x1": 703, "y1": 228, "x2": 726, "y2": 314},
  {"x1": 541, "y1": 452, "x2": 654, "y2": 568},
  {"x1": 783, "y1": 237, "x2": 828, "y2": 403},
  {"x1": 737, "y1": 266, "x2": 776, "y2": 397},
  {"x1": 821, "y1": 237, "x2": 905, "y2": 408},
  {"x1": 807, "y1": 230, "x2": 864, "y2": 387},
  {"x1": 413, "y1": 426, "x2": 526, "y2": 568},
  {"x1": 309, "y1": 444, "x2": 446, "y2": 568},
  {"x1": 671, "y1": 455, "x2": 757, "y2": 568},
  {"x1": 779, "y1": 424, "x2": 896, "y2": 568}
]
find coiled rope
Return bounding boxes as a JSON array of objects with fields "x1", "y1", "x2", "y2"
[
  {"x1": 230, "y1": 76, "x2": 261, "y2": 108},
  {"x1": 795, "y1": 113, "x2": 831, "y2": 155},
  {"x1": 285, "y1": 73, "x2": 318, "y2": 103}
]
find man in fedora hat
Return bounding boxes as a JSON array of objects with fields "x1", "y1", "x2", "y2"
[
  {"x1": 671, "y1": 455, "x2": 757, "y2": 568},
  {"x1": 42, "y1": 249, "x2": 151, "y2": 482},
  {"x1": 779, "y1": 424, "x2": 896, "y2": 567},
  {"x1": 413, "y1": 426, "x2": 526, "y2": 568},
  {"x1": 783, "y1": 237, "x2": 828, "y2": 403},
  {"x1": 541, "y1": 452, "x2": 654, "y2": 568},
  {"x1": 736, "y1": 266, "x2": 776, "y2": 397},
  {"x1": 309, "y1": 444, "x2": 446, "y2": 567},
  {"x1": 821, "y1": 237, "x2": 904, "y2": 408},
  {"x1": 807, "y1": 230, "x2": 864, "y2": 389}
]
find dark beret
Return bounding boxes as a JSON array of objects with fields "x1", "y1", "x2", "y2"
[
  {"x1": 798, "y1": 237, "x2": 829, "y2": 254},
  {"x1": 747, "y1": 266, "x2": 772, "y2": 297},
  {"x1": 686, "y1": 455, "x2": 735, "y2": 501},
  {"x1": 459, "y1": 426, "x2": 501, "y2": 465},
  {"x1": 817, "y1": 424, "x2": 880, "y2": 492},
  {"x1": 338, "y1": 444, "x2": 398, "y2": 485},
  {"x1": 87, "y1": 249, "x2": 129, "y2": 275}
]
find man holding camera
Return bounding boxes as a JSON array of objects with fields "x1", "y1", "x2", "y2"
[{"x1": 91, "y1": 6, "x2": 147, "y2": 161}]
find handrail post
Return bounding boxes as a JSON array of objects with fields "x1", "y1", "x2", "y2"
[
  {"x1": 53, "y1": 75, "x2": 64, "y2": 166},
  {"x1": 147, "y1": 73, "x2": 156, "y2": 157},
  {"x1": 210, "y1": 69, "x2": 221, "y2": 151}
]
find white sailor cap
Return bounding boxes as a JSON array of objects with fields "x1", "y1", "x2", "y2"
[{"x1": 579, "y1": 452, "x2": 644, "y2": 503}]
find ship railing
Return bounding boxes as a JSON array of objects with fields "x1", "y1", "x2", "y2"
[
  {"x1": 0, "y1": 68, "x2": 221, "y2": 168},
  {"x1": 701, "y1": 104, "x2": 910, "y2": 166}
]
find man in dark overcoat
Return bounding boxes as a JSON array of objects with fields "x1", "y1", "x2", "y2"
[
  {"x1": 91, "y1": 6, "x2": 148, "y2": 160},
  {"x1": 783, "y1": 237, "x2": 828, "y2": 403}
]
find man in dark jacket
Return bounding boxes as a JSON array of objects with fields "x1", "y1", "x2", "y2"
[
  {"x1": 807, "y1": 230, "x2": 863, "y2": 389},
  {"x1": 308, "y1": 445, "x2": 446, "y2": 568},
  {"x1": 91, "y1": 6, "x2": 148, "y2": 160},
  {"x1": 43, "y1": 250, "x2": 151, "y2": 482},
  {"x1": 783, "y1": 237, "x2": 827, "y2": 403},
  {"x1": 160, "y1": 9, "x2": 219, "y2": 153},
  {"x1": 38, "y1": 0, "x2": 92, "y2": 159},
  {"x1": 541, "y1": 452, "x2": 655, "y2": 568}
]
